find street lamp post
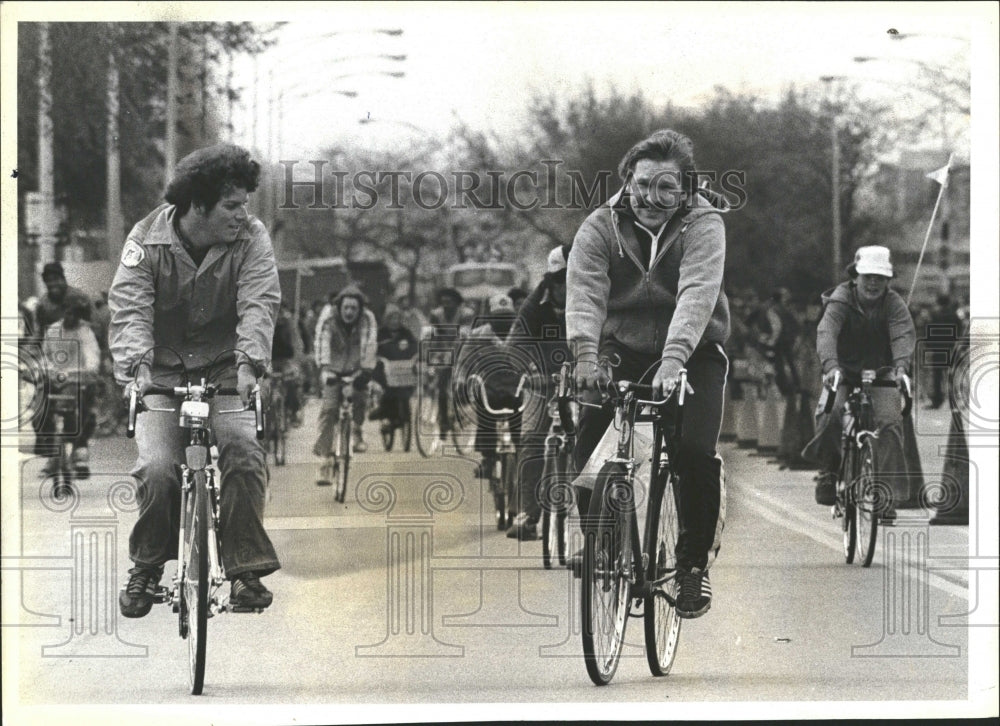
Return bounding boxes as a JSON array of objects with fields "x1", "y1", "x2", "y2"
[{"x1": 820, "y1": 76, "x2": 844, "y2": 286}]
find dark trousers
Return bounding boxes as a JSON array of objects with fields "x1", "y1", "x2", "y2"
[{"x1": 573, "y1": 341, "x2": 728, "y2": 571}]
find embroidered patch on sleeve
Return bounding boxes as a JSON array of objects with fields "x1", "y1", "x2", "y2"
[{"x1": 121, "y1": 240, "x2": 145, "y2": 268}]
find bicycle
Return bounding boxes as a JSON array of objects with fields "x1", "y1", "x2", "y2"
[
  {"x1": 540, "y1": 362, "x2": 577, "y2": 569},
  {"x1": 317, "y1": 371, "x2": 378, "y2": 503},
  {"x1": 821, "y1": 367, "x2": 912, "y2": 567},
  {"x1": 125, "y1": 376, "x2": 266, "y2": 695},
  {"x1": 375, "y1": 356, "x2": 417, "y2": 453},
  {"x1": 37, "y1": 379, "x2": 91, "y2": 499},
  {"x1": 265, "y1": 369, "x2": 289, "y2": 467},
  {"x1": 468, "y1": 373, "x2": 527, "y2": 531},
  {"x1": 575, "y1": 374, "x2": 686, "y2": 686},
  {"x1": 414, "y1": 354, "x2": 474, "y2": 457}
]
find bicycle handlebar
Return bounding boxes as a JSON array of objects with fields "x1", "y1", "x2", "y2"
[
  {"x1": 468, "y1": 374, "x2": 528, "y2": 416},
  {"x1": 820, "y1": 368, "x2": 913, "y2": 418},
  {"x1": 126, "y1": 384, "x2": 263, "y2": 440}
]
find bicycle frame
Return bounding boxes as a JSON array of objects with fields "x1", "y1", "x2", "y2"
[
  {"x1": 468, "y1": 373, "x2": 527, "y2": 530},
  {"x1": 134, "y1": 380, "x2": 263, "y2": 616},
  {"x1": 602, "y1": 376, "x2": 686, "y2": 601}
]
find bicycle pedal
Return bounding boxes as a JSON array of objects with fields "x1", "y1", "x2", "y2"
[
  {"x1": 151, "y1": 586, "x2": 171, "y2": 604},
  {"x1": 226, "y1": 604, "x2": 265, "y2": 614}
]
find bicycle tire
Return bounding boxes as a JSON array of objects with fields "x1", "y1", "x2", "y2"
[
  {"x1": 401, "y1": 414, "x2": 413, "y2": 453},
  {"x1": 581, "y1": 463, "x2": 632, "y2": 686},
  {"x1": 415, "y1": 384, "x2": 441, "y2": 458},
  {"x1": 644, "y1": 470, "x2": 682, "y2": 677},
  {"x1": 542, "y1": 446, "x2": 569, "y2": 570},
  {"x1": 840, "y1": 445, "x2": 857, "y2": 565},
  {"x1": 335, "y1": 418, "x2": 350, "y2": 503},
  {"x1": 185, "y1": 469, "x2": 210, "y2": 695},
  {"x1": 272, "y1": 396, "x2": 287, "y2": 467},
  {"x1": 855, "y1": 438, "x2": 879, "y2": 567},
  {"x1": 381, "y1": 425, "x2": 395, "y2": 452},
  {"x1": 501, "y1": 451, "x2": 517, "y2": 532}
]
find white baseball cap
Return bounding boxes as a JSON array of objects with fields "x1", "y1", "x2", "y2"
[
  {"x1": 848, "y1": 245, "x2": 894, "y2": 278},
  {"x1": 546, "y1": 245, "x2": 568, "y2": 275}
]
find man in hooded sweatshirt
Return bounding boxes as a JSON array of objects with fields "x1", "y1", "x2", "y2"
[
  {"x1": 567, "y1": 128, "x2": 730, "y2": 619},
  {"x1": 313, "y1": 286, "x2": 378, "y2": 473}
]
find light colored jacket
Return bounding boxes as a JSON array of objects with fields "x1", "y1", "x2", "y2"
[
  {"x1": 567, "y1": 187, "x2": 730, "y2": 365},
  {"x1": 108, "y1": 204, "x2": 281, "y2": 385},
  {"x1": 316, "y1": 286, "x2": 378, "y2": 372}
]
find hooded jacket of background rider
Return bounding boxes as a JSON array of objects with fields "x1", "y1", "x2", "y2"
[
  {"x1": 815, "y1": 281, "x2": 915, "y2": 379},
  {"x1": 317, "y1": 285, "x2": 378, "y2": 373}
]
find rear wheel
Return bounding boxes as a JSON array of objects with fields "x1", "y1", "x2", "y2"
[
  {"x1": 644, "y1": 470, "x2": 682, "y2": 676},
  {"x1": 581, "y1": 463, "x2": 633, "y2": 686},
  {"x1": 185, "y1": 470, "x2": 210, "y2": 695},
  {"x1": 855, "y1": 439, "x2": 879, "y2": 567}
]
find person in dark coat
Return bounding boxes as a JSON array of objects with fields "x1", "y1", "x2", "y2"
[{"x1": 802, "y1": 246, "x2": 917, "y2": 511}]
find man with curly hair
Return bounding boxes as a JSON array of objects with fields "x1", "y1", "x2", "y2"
[{"x1": 109, "y1": 143, "x2": 281, "y2": 618}]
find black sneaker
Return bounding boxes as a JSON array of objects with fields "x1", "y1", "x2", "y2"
[
  {"x1": 230, "y1": 572, "x2": 273, "y2": 609},
  {"x1": 676, "y1": 568, "x2": 712, "y2": 619},
  {"x1": 814, "y1": 472, "x2": 837, "y2": 506},
  {"x1": 506, "y1": 513, "x2": 539, "y2": 540},
  {"x1": 119, "y1": 565, "x2": 163, "y2": 618}
]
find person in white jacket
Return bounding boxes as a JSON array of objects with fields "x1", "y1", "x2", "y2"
[
  {"x1": 40, "y1": 298, "x2": 101, "y2": 478},
  {"x1": 312, "y1": 286, "x2": 379, "y2": 464}
]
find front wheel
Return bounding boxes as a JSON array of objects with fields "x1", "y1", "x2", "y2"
[
  {"x1": 415, "y1": 383, "x2": 442, "y2": 458},
  {"x1": 581, "y1": 463, "x2": 633, "y2": 686},
  {"x1": 644, "y1": 470, "x2": 682, "y2": 676},
  {"x1": 501, "y1": 451, "x2": 517, "y2": 532},
  {"x1": 335, "y1": 420, "x2": 351, "y2": 504},
  {"x1": 840, "y1": 446, "x2": 857, "y2": 565},
  {"x1": 185, "y1": 470, "x2": 210, "y2": 695},
  {"x1": 854, "y1": 439, "x2": 879, "y2": 567},
  {"x1": 542, "y1": 448, "x2": 572, "y2": 570}
]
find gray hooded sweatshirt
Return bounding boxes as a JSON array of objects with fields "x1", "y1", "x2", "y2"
[{"x1": 566, "y1": 186, "x2": 730, "y2": 365}]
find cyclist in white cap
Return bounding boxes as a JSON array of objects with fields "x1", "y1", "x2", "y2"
[{"x1": 803, "y1": 245, "x2": 916, "y2": 507}]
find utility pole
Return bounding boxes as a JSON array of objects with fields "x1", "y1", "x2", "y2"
[
  {"x1": 35, "y1": 22, "x2": 57, "y2": 296},
  {"x1": 831, "y1": 118, "x2": 842, "y2": 284},
  {"x1": 165, "y1": 22, "x2": 178, "y2": 189},
  {"x1": 106, "y1": 45, "x2": 124, "y2": 263}
]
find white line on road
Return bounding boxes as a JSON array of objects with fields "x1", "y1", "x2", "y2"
[{"x1": 730, "y1": 482, "x2": 970, "y2": 601}]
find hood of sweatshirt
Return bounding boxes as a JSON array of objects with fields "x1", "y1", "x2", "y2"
[
  {"x1": 334, "y1": 285, "x2": 368, "y2": 310},
  {"x1": 607, "y1": 185, "x2": 729, "y2": 259}
]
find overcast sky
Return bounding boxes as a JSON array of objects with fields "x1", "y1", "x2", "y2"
[{"x1": 231, "y1": 1, "x2": 988, "y2": 160}]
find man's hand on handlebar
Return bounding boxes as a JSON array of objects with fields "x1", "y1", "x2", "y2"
[
  {"x1": 574, "y1": 359, "x2": 610, "y2": 392},
  {"x1": 237, "y1": 365, "x2": 260, "y2": 407},
  {"x1": 123, "y1": 362, "x2": 153, "y2": 401},
  {"x1": 822, "y1": 367, "x2": 842, "y2": 390},
  {"x1": 653, "y1": 358, "x2": 694, "y2": 400}
]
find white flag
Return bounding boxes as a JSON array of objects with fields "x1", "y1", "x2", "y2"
[{"x1": 926, "y1": 163, "x2": 951, "y2": 188}]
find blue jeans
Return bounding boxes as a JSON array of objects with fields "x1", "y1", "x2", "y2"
[{"x1": 129, "y1": 394, "x2": 280, "y2": 578}]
